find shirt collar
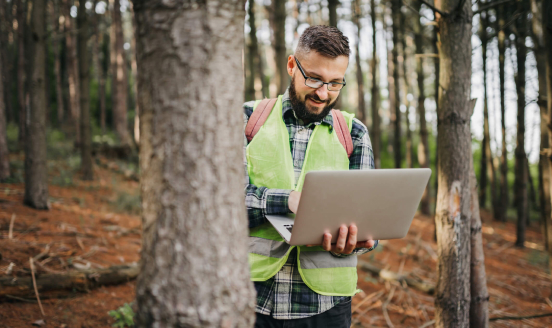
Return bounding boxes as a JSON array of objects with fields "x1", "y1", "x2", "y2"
[{"x1": 282, "y1": 89, "x2": 334, "y2": 128}]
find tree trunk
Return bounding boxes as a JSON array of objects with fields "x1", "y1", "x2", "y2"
[
  {"x1": 391, "y1": 0, "x2": 402, "y2": 168},
  {"x1": 353, "y1": 0, "x2": 366, "y2": 123},
  {"x1": 544, "y1": 0, "x2": 552, "y2": 296},
  {"x1": 414, "y1": 0, "x2": 430, "y2": 215},
  {"x1": 268, "y1": 0, "x2": 287, "y2": 97},
  {"x1": 433, "y1": 0, "x2": 473, "y2": 326},
  {"x1": 132, "y1": 0, "x2": 256, "y2": 326},
  {"x1": 130, "y1": 2, "x2": 139, "y2": 146},
  {"x1": 16, "y1": 0, "x2": 26, "y2": 147},
  {"x1": 497, "y1": 3, "x2": 508, "y2": 222},
  {"x1": 111, "y1": 0, "x2": 131, "y2": 147},
  {"x1": 245, "y1": 0, "x2": 256, "y2": 101},
  {"x1": 433, "y1": 20, "x2": 439, "y2": 217},
  {"x1": 370, "y1": 0, "x2": 380, "y2": 168},
  {"x1": 92, "y1": 0, "x2": 106, "y2": 135},
  {"x1": 514, "y1": 0, "x2": 528, "y2": 247},
  {"x1": 0, "y1": 0, "x2": 13, "y2": 126},
  {"x1": 63, "y1": 0, "x2": 80, "y2": 144},
  {"x1": 53, "y1": 0, "x2": 64, "y2": 125},
  {"x1": 24, "y1": 0, "x2": 49, "y2": 210},
  {"x1": 328, "y1": 0, "x2": 338, "y2": 27},
  {"x1": 401, "y1": 11, "x2": 413, "y2": 169},
  {"x1": 469, "y1": 148, "x2": 490, "y2": 328},
  {"x1": 78, "y1": 0, "x2": 92, "y2": 180},
  {"x1": 0, "y1": 39, "x2": 9, "y2": 181}
]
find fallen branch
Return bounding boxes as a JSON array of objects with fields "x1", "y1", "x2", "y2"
[
  {"x1": 8, "y1": 213, "x2": 15, "y2": 239},
  {"x1": 358, "y1": 261, "x2": 435, "y2": 295},
  {"x1": 29, "y1": 258, "x2": 45, "y2": 316},
  {"x1": 490, "y1": 312, "x2": 552, "y2": 321},
  {"x1": 0, "y1": 263, "x2": 139, "y2": 301}
]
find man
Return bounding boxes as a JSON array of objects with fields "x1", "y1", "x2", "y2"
[{"x1": 244, "y1": 26, "x2": 378, "y2": 327}]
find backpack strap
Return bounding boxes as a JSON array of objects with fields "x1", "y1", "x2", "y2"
[
  {"x1": 331, "y1": 109, "x2": 354, "y2": 158},
  {"x1": 245, "y1": 98, "x2": 278, "y2": 143}
]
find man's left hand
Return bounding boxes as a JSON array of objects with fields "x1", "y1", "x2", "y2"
[{"x1": 321, "y1": 224, "x2": 375, "y2": 255}]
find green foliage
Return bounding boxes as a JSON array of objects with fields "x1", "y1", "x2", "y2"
[
  {"x1": 6, "y1": 123, "x2": 18, "y2": 152},
  {"x1": 111, "y1": 191, "x2": 141, "y2": 215},
  {"x1": 108, "y1": 303, "x2": 135, "y2": 328},
  {"x1": 2, "y1": 160, "x2": 24, "y2": 183}
]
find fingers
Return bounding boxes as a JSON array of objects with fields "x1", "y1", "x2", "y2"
[
  {"x1": 355, "y1": 239, "x2": 375, "y2": 249},
  {"x1": 333, "y1": 225, "x2": 348, "y2": 253},
  {"x1": 322, "y1": 233, "x2": 332, "y2": 251},
  {"x1": 343, "y1": 225, "x2": 358, "y2": 254}
]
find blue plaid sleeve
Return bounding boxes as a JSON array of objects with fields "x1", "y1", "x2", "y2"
[
  {"x1": 330, "y1": 118, "x2": 378, "y2": 257},
  {"x1": 244, "y1": 102, "x2": 292, "y2": 229}
]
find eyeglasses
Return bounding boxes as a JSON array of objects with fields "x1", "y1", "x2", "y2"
[{"x1": 294, "y1": 57, "x2": 346, "y2": 91}]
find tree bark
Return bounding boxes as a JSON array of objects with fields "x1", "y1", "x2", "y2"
[
  {"x1": 63, "y1": 0, "x2": 80, "y2": 143},
  {"x1": 245, "y1": 0, "x2": 257, "y2": 101},
  {"x1": 111, "y1": 0, "x2": 131, "y2": 147},
  {"x1": 0, "y1": 0, "x2": 13, "y2": 126},
  {"x1": 53, "y1": 0, "x2": 64, "y2": 125},
  {"x1": 391, "y1": 0, "x2": 402, "y2": 168},
  {"x1": 130, "y1": 2, "x2": 139, "y2": 146},
  {"x1": 433, "y1": 20, "x2": 440, "y2": 217},
  {"x1": 16, "y1": 0, "x2": 26, "y2": 147},
  {"x1": 92, "y1": 0, "x2": 107, "y2": 135},
  {"x1": 353, "y1": 0, "x2": 366, "y2": 123},
  {"x1": 0, "y1": 38, "x2": 9, "y2": 180},
  {"x1": 469, "y1": 146, "x2": 490, "y2": 328},
  {"x1": 78, "y1": 0, "x2": 92, "y2": 180},
  {"x1": 497, "y1": 3, "x2": 508, "y2": 222},
  {"x1": 370, "y1": 0, "x2": 380, "y2": 168},
  {"x1": 433, "y1": 0, "x2": 473, "y2": 326},
  {"x1": 268, "y1": 0, "x2": 287, "y2": 97},
  {"x1": 514, "y1": 0, "x2": 528, "y2": 247},
  {"x1": 24, "y1": 0, "x2": 49, "y2": 210},
  {"x1": 401, "y1": 11, "x2": 413, "y2": 169},
  {"x1": 132, "y1": 0, "x2": 256, "y2": 326},
  {"x1": 414, "y1": 0, "x2": 430, "y2": 215},
  {"x1": 328, "y1": 0, "x2": 338, "y2": 27}
]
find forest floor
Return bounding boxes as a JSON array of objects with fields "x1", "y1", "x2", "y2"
[{"x1": 1, "y1": 154, "x2": 551, "y2": 327}]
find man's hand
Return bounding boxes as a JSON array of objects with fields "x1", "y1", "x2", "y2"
[
  {"x1": 288, "y1": 191, "x2": 301, "y2": 213},
  {"x1": 321, "y1": 224, "x2": 375, "y2": 255}
]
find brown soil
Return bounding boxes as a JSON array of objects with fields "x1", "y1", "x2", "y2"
[{"x1": 1, "y1": 161, "x2": 551, "y2": 327}]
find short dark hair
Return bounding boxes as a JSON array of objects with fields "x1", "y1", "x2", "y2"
[{"x1": 295, "y1": 25, "x2": 350, "y2": 59}]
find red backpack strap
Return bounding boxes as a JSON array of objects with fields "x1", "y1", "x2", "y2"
[
  {"x1": 331, "y1": 109, "x2": 354, "y2": 158},
  {"x1": 245, "y1": 98, "x2": 278, "y2": 142}
]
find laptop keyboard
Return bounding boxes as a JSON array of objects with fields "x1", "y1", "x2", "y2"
[{"x1": 284, "y1": 224, "x2": 293, "y2": 233}]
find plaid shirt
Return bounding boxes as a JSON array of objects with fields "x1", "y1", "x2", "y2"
[{"x1": 244, "y1": 90, "x2": 378, "y2": 319}]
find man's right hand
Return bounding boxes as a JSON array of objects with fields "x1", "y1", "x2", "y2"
[{"x1": 288, "y1": 191, "x2": 301, "y2": 213}]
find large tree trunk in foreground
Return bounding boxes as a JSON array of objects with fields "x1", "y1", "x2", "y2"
[
  {"x1": 514, "y1": 0, "x2": 528, "y2": 247},
  {"x1": 133, "y1": 0, "x2": 255, "y2": 326},
  {"x1": 24, "y1": 0, "x2": 49, "y2": 210},
  {"x1": 370, "y1": 0, "x2": 380, "y2": 168},
  {"x1": 469, "y1": 146, "x2": 490, "y2": 328},
  {"x1": 544, "y1": 0, "x2": 552, "y2": 296},
  {"x1": 414, "y1": 0, "x2": 430, "y2": 215},
  {"x1": 268, "y1": 0, "x2": 287, "y2": 97},
  {"x1": 433, "y1": 0, "x2": 473, "y2": 326},
  {"x1": 78, "y1": 0, "x2": 92, "y2": 180}
]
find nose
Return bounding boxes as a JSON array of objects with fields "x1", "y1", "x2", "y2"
[{"x1": 314, "y1": 87, "x2": 328, "y2": 101}]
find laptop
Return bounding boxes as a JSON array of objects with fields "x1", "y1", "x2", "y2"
[{"x1": 265, "y1": 169, "x2": 432, "y2": 246}]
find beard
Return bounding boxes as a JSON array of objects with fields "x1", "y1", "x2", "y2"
[{"x1": 289, "y1": 75, "x2": 338, "y2": 123}]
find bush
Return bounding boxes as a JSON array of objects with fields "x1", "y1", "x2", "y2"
[{"x1": 108, "y1": 303, "x2": 135, "y2": 328}]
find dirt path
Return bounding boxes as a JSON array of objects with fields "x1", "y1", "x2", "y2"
[{"x1": 1, "y1": 164, "x2": 551, "y2": 327}]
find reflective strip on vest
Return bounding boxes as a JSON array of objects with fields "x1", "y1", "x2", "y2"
[{"x1": 246, "y1": 96, "x2": 359, "y2": 296}]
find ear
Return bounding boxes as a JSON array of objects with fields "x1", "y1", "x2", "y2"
[{"x1": 287, "y1": 55, "x2": 295, "y2": 77}]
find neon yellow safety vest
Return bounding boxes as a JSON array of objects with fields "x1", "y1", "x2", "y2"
[{"x1": 246, "y1": 95, "x2": 359, "y2": 296}]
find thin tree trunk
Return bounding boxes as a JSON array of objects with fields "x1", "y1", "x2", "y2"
[
  {"x1": 543, "y1": 0, "x2": 552, "y2": 297},
  {"x1": 268, "y1": 0, "x2": 287, "y2": 97},
  {"x1": 24, "y1": 0, "x2": 49, "y2": 210},
  {"x1": 0, "y1": 0, "x2": 13, "y2": 126},
  {"x1": 78, "y1": 0, "x2": 92, "y2": 180},
  {"x1": 328, "y1": 0, "x2": 338, "y2": 27},
  {"x1": 53, "y1": 0, "x2": 64, "y2": 125},
  {"x1": 401, "y1": 13, "x2": 413, "y2": 169},
  {"x1": 353, "y1": 0, "x2": 366, "y2": 123},
  {"x1": 63, "y1": 0, "x2": 80, "y2": 144},
  {"x1": 370, "y1": 0, "x2": 380, "y2": 168},
  {"x1": 247, "y1": 0, "x2": 266, "y2": 99},
  {"x1": 514, "y1": 0, "x2": 528, "y2": 247},
  {"x1": 414, "y1": 0, "x2": 430, "y2": 215},
  {"x1": 497, "y1": 3, "x2": 508, "y2": 222},
  {"x1": 130, "y1": 2, "x2": 139, "y2": 146},
  {"x1": 469, "y1": 145, "x2": 490, "y2": 328},
  {"x1": 0, "y1": 38, "x2": 9, "y2": 180},
  {"x1": 16, "y1": 0, "x2": 26, "y2": 147},
  {"x1": 92, "y1": 0, "x2": 106, "y2": 135},
  {"x1": 133, "y1": 0, "x2": 255, "y2": 326},
  {"x1": 391, "y1": 0, "x2": 402, "y2": 168},
  {"x1": 245, "y1": 0, "x2": 256, "y2": 101},
  {"x1": 385, "y1": 7, "x2": 395, "y2": 155},
  {"x1": 433, "y1": 20, "x2": 439, "y2": 217},
  {"x1": 111, "y1": 0, "x2": 131, "y2": 147},
  {"x1": 433, "y1": 0, "x2": 473, "y2": 325}
]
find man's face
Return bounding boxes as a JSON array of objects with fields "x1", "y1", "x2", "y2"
[{"x1": 287, "y1": 51, "x2": 348, "y2": 122}]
